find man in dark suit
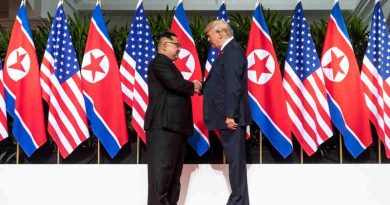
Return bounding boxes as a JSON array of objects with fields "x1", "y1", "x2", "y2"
[
  {"x1": 203, "y1": 20, "x2": 251, "y2": 205},
  {"x1": 144, "y1": 32, "x2": 201, "y2": 205}
]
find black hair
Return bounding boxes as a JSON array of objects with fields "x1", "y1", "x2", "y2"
[{"x1": 156, "y1": 31, "x2": 177, "y2": 41}]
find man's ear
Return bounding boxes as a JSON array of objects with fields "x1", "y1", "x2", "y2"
[
  {"x1": 162, "y1": 43, "x2": 166, "y2": 51},
  {"x1": 218, "y1": 31, "x2": 223, "y2": 40}
]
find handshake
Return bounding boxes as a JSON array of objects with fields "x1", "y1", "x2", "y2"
[{"x1": 192, "y1": 80, "x2": 202, "y2": 95}]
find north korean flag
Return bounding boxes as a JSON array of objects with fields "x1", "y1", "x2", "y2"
[
  {"x1": 81, "y1": 1, "x2": 129, "y2": 158},
  {"x1": 3, "y1": 1, "x2": 47, "y2": 156},
  {"x1": 320, "y1": 0, "x2": 372, "y2": 158}
]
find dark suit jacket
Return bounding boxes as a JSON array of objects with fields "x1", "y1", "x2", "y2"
[
  {"x1": 144, "y1": 53, "x2": 195, "y2": 136},
  {"x1": 203, "y1": 39, "x2": 251, "y2": 130}
]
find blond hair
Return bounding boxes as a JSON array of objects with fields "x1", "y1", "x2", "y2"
[{"x1": 205, "y1": 20, "x2": 233, "y2": 37}]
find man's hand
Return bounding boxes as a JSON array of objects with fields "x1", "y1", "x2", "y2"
[
  {"x1": 225, "y1": 117, "x2": 237, "y2": 130},
  {"x1": 193, "y1": 80, "x2": 202, "y2": 94}
]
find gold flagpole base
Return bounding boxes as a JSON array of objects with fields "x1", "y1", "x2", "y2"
[
  {"x1": 339, "y1": 134, "x2": 343, "y2": 164},
  {"x1": 97, "y1": 140, "x2": 101, "y2": 164},
  {"x1": 16, "y1": 143, "x2": 20, "y2": 164},
  {"x1": 137, "y1": 135, "x2": 140, "y2": 164},
  {"x1": 259, "y1": 132, "x2": 262, "y2": 164}
]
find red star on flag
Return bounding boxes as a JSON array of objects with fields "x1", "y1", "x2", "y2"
[
  {"x1": 83, "y1": 53, "x2": 106, "y2": 81},
  {"x1": 248, "y1": 53, "x2": 271, "y2": 81},
  {"x1": 175, "y1": 54, "x2": 192, "y2": 73},
  {"x1": 323, "y1": 50, "x2": 345, "y2": 78},
  {"x1": 8, "y1": 51, "x2": 26, "y2": 72}
]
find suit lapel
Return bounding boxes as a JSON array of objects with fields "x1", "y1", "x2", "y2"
[
  {"x1": 205, "y1": 52, "x2": 223, "y2": 83},
  {"x1": 204, "y1": 40, "x2": 236, "y2": 83}
]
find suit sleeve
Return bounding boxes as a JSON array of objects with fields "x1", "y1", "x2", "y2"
[
  {"x1": 152, "y1": 59, "x2": 194, "y2": 96},
  {"x1": 223, "y1": 48, "x2": 245, "y2": 118}
]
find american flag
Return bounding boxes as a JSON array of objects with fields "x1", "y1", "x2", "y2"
[
  {"x1": 0, "y1": 61, "x2": 8, "y2": 142},
  {"x1": 40, "y1": 1, "x2": 89, "y2": 158},
  {"x1": 120, "y1": 0, "x2": 155, "y2": 143},
  {"x1": 361, "y1": 0, "x2": 390, "y2": 158},
  {"x1": 204, "y1": 0, "x2": 229, "y2": 78},
  {"x1": 283, "y1": 1, "x2": 332, "y2": 156}
]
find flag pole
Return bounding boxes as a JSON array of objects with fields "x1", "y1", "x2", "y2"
[
  {"x1": 339, "y1": 133, "x2": 343, "y2": 164},
  {"x1": 223, "y1": 152, "x2": 227, "y2": 164},
  {"x1": 378, "y1": 139, "x2": 382, "y2": 164},
  {"x1": 97, "y1": 140, "x2": 101, "y2": 164},
  {"x1": 300, "y1": 147, "x2": 303, "y2": 164},
  {"x1": 96, "y1": 0, "x2": 102, "y2": 165},
  {"x1": 57, "y1": 147, "x2": 60, "y2": 164},
  {"x1": 16, "y1": 143, "x2": 20, "y2": 164},
  {"x1": 259, "y1": 131, "x2": 262, "y2": 164},
  {"x1": 136, "y1": 135, "x2": 140, "y2": 164}
]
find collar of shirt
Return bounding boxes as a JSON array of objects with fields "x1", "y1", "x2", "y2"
[{"x1": 221, "y1": 37, "x2": 234, "y2": 51}]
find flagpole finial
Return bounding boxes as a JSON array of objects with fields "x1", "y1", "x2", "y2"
[
  {"x1": 136, "y1": 0, "x2": 143, "y2": 8},
  {"x1": 58, "y1": 0, "x2": 64, "y2": 8}
]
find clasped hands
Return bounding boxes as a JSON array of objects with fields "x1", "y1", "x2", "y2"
[{"x1": 192, "y1": 80, "x2": 202, "y2": 94}]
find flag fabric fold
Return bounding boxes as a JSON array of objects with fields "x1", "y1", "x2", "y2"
[
  {"x1": 361, "y1": 0, "x2": 390, "y2": 158},
  {"x1": 3, "y1": 1, "x2": 47, "y2": 156},
  {"x1": 204, "y1": 0, "x2": 229, "y2": 79},
  {"x1": 81, "y1": 1, "x2": 128, "y2": 158},
  {"x1": 247, "y1": 2, "x2": 293, "y2": 158},
  {"x1": 170, "y1": 0, "x2": 209, "y2": 156},
  {"x1": 0, "y1": 61, "x2": 8, "y2": 142},
  {"x1": 119, "y1": 0, "x2": 156, "y2": 143},
  {"x1": 320, "y1": 0, "x2": 372, "y2": 158},
  {"x1": 283, "y1": 1, "x2": 332, "y2": 156},
  {"x1": 40, "y1": 1, "x2": 89, "y2": 158}
]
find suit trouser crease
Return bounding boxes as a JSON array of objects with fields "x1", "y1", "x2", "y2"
[
  {"x1": 220, "y1": 127, "x2": 249, "y2": 205},
  {"x1": 147, "y1": 129, "x2": 186, "y2": 205}
]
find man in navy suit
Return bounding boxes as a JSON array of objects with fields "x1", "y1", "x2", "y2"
[{"x1": 203, "y1": 20, "x2": 251, "y2": 205}]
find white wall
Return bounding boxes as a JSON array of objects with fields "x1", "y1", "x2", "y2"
[{"x1": 0, "y1": 164, "x2": 389, "y2": 205}]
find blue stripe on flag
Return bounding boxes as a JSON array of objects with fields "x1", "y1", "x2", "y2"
[
  {"x1": 253, "y1": 4, "x2": 270, "y2": 35},
  {"x1": 331, "y1": 2, "x2": 351, "y2": 42},
  {"x1": 5, "y1": 89, "x2": 37, "y2": 156},
  {"x1": 188, "y1": 130, "x2": 210, "y2": 156},
  {"x1": 92, "y1": 4, "x2": 111, "y2": 42},
  {"x1": 17, "y1": 4, "x2": 33, "y2": 40},
  {"x1": 175, "y1": 3, "x2": 194, "y2": 37},
  {"x1": 249, "y1": 97, "x2": 293, "y2": 158},
  {"x1": 327, "y1": 95, "x2": 365, "y2": 158},
  {"x1": 5, "y1": 89, "x2": 15, "y2": 118},
  {"x1": 12, "y1": 113, "x2": 38, "y2": 157},
  {"x1": 84, "y1": 96, "x2": 121, "y2": 158}
]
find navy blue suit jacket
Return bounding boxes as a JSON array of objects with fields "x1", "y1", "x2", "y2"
[{"x1": 203, "y1": 39, "x2": 251, "y2": 131}]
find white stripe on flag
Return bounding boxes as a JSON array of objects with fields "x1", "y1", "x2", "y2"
[
  {"x1": 14, "y1": 110, "x2": 39, "y2": 149},
  {"x1": 49, "y1": 89, "x2": 82, "y2": 145},
  {"x1": 66, "y1": 78, "x2": 88, "y2": 114},
  {"x1": 52, "y1": 77, "x2": 89, "y2": 139},
  {"x1": 286, "y1": 102, "x2": 318, "y2": 151},
  {"x1": 48, "y1": 112, "x2": 73, "y2": 154}
]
